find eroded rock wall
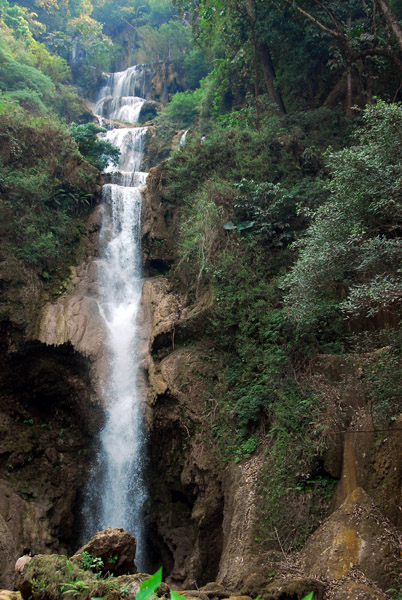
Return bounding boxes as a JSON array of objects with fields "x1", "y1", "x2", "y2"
[
  {"x1": 0, "y1": 327, "x2": 102, "y2": 588},
  {"x1": 0, "y1": 202, "x2": 105, "y2": 586},
  {"x1": 140, "y1": 167, "x2": 271, "y2": 589}
]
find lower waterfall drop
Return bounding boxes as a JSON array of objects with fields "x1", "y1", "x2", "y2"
[{"x1": 82, "y1": 65, "x2": 150, "y2": 571}]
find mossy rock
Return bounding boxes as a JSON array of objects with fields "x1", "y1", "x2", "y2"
[{"x1": 18, "y1": 554, "x2": 110, "y2": 600}]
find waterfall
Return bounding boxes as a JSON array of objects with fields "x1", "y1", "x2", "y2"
[
  {"x1": 178, "y1": 129, "x2": 189, "y2": 149},
  {"x1": 82, "y1": 65, "x2": 149, "y2": 570}
]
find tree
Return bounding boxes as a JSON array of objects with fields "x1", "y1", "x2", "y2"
[
  {"x1": 70, "y1": 122, "x2": 120, "y2": 170},
  {"x1": 173, "y1": 0, "x2": 287, "y2": 115},
  {"x1": 136, "y1": 19, "x2": 191, "y2": 62},
  {"x1": 270, "y1": 0, "x2": 402, "y2": 113},
  {"x1": 375, "y1": 0, "x2": 402, "y2": 54},
  {"x1": 284, "y1": 101, "x2": 402, "y2": 325}
]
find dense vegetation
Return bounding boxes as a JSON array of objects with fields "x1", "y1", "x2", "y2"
[
  {"x1": 153, "y1": 0, "x2": 402, "y2": 550},
  {"x1": 0, "y1": 0, "x2": 121, "y2": 328}
]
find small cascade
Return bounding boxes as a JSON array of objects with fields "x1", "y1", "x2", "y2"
[
  {"x1": 178, "y1": 129, "x2": 189, "y2": 149},
  {"x1": 82, "y1": 65, "x2": 149, "y2": 570}
]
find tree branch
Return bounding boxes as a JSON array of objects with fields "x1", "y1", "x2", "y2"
[{"x1": 278, "y1": 0, "x2": 340, "y2": 38}]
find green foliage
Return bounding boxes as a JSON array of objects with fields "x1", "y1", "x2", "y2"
[
  {"x1": 234, "y1": 437, "x2": 258, "y2": 463},
  {"x1": 135, "y1": 19, "x2": 191, "y2": 63},
  {"x1": 0, "y1": 101, "x2": 97, "y2": 295},
  {"x1": 65, "y1": 16, "x2": 117, "y2": 91},
  {"x1": 0, "y1": 38, "x2": 56, "y2": 105},
  {"x1": 284, "y1": 101, "x2": 402, "y2": 328},
  {"x1": 183, "y1": 47, "x2": 211, "y2": 89},
  {"x1": 60, "y1": 580, "x2": 90, "y2": 596},
  {"x1": 80, "y1": 551, "x2": 104, "y2": 573},
  {"x1": 177, "y1": 178, "x2": 227, "y2": 295},
  {"x1": 0, "y1": 6, "x2": 89, "y2": 121},
  {"x1": 135, "y1": 570, "x2": 187, "y2": 600},
  {"x1": 364, "y1": 335, "x2": 402, "y2": 425},
  {"x1": 160, "y1": 87, "x2": 203, "y2": 129},
  {"x1": 70, "y1": 123, "x2": 120, "y2": 170},
  {"x1": 23, "y1": 555, "x2": 111, "y2": 600}
]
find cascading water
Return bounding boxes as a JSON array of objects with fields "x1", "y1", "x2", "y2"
[{"x1": 82, "y1": 65, "x2": 150, "y2": 569}]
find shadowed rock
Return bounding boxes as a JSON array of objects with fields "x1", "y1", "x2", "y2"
[{"x1": 0, "y1": 514, "x2": 17, "y2": 590}]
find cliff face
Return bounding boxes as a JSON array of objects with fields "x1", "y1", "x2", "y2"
[
  {"x1": 0, "y1": 202, "x2": 103, "y2": 589},
  {"x1": 0, "y1": 327, "x2": 103, "y2": 589},
  {"x1": 141, "y1": 164, "x2": 402, "y2": 595}
]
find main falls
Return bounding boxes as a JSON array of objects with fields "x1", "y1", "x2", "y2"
[{"x1": 82, "y1": 65, "x2": 149, "y2": 569}]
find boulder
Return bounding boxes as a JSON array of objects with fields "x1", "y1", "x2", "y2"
[
  {"x1": 17, "y1": 554, "x2": 101, "y2": 600},
  {"x1": 138, "y1": 101, "x2": 160, "y2": 124},
  {"x1": 71, "y1": 527, "x2": 137, "y2": 576},
  {"x1": 17, "y1": 554, "x2": 143, "y2": 600},
  {"x1": 300, "y1": 487, "x2": 401, "y2": 590}
]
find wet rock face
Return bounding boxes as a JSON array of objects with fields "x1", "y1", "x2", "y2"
[
  {"x1": 150, "y1": 61, "x2": 186, "y2": 104},
  {"x1": 0, "y1": 322, "x2": 102, "y2": 576}
]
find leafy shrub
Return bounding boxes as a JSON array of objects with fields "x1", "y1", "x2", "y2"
[
  {"x1": 163, "y1": 88, "x2": 204, "y2": 128},
  {"x1": 80, "y1": 550, "x2": 104, "y2": 573},
  {"x1": 284, "y1": 101, "x2": 402, "y2": 327},
  {"x1": 0, "y1": 104, "x2": 97, "y2": 278},
  {"x1": 364, "y1": 335, "x2": 402, "y2": 425}
]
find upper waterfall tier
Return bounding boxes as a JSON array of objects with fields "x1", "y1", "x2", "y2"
[
  {"x1": 95, "y1": 96, "x2": 145, "y2": 124},
  {"x1": 94, "y1": 64, "x2": 153, "y2": 124}
]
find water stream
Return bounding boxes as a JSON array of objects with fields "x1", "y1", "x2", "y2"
[{"x1": 82, "y1": 65, "x2": 149, "y2": 569}]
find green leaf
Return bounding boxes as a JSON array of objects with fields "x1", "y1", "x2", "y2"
[
  {"x1": 136, "y1": 568, "x2": 163, "y2": 600},
  {"x1": 301, "y1": 593, "x2": 314, "y2": 600},
  {"x1": 170, "y1": 591, "x2": 187, "y2": 600}
]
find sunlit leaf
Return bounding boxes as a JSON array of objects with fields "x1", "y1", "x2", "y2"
[{"x1": 136, "y1": 568, "x2": 163, "y2": 600}]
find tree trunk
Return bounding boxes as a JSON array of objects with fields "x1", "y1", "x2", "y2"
[
  {"x1": 258, "y1": 42, "x2": 287, "y2": 114},
  {"x1": 244, "y1": 0, "x2": 286, "y2": 114},
  {"x1": 376, "y1": 0, "x2": 402, "y2": 54}
]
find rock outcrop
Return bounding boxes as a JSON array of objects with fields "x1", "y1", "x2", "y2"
[
  {"x1": 71, "y1": 527, "x2": 137, "y2": 576},
  {"x1": 0, "y1": 200, "x2": 106, "y2": 577},
  {"x1": 301, "y1": 487, "x2": 401, "y2": 590},
  {"x1": 0, "y1": 514, "x2": 17, "y2": 590},
  {"x1": 39, "y1": 206, "x2": 107, "y2": 397}
]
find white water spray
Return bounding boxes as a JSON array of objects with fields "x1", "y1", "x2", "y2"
[{"x1": 83, "y1": 65, "x2": 149, "y2": 569}]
